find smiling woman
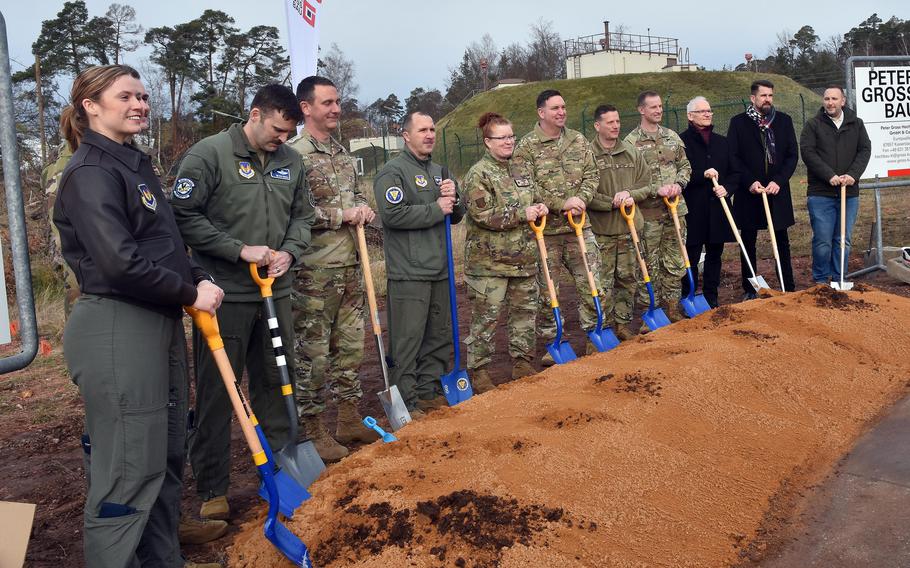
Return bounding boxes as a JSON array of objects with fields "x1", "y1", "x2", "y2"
[{"x1": 53, "y1": 64, "x2": 224, "y2": 567}]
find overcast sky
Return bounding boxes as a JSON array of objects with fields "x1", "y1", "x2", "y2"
[{"x1": 2, "y1": 1, "x2": 905, "y2": 107}]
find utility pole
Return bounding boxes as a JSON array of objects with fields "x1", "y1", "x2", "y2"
[{"x1": 34, "y1": 54, "x2": 47, "y2": 165}]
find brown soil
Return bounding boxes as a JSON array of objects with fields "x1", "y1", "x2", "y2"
[
  {"x1": 4, "y1": 255, "x2": 910, "y2": 567},
  {"x1": 226, "y1": 284, "x2": 910, "y2": 567}
]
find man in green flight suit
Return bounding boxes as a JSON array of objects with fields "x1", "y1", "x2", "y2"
[
  {"x1": 624, "y1": 91, "x2": 692, "y2": 329},
  {"x1": 373, "y1": 111, "x2": 466, "y2": 415},
  {"x1": 512, "y1": 89, "x2": 604, "y2": 364},
  {"x1": 287, "y1": 75, "x2": 379, "y2": 463},
  {"x1": 588, "y1": 105, "x2": 651, "y2": 340},
  {"x1": 172, "y1": 85, "x2": 315, "y2": 521}
]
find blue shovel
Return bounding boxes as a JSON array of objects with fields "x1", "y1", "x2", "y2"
[
  {"x1": 567, "y1": 211, "x2": 620, "y2": 352},
  {"x1": 620, "y1": 202, "x2": 671, "y2": 331},
  {"x1": 530, "y1": 216, "x2": 577, "y2": 363},
  {"x1": 440, "y1": 215, "x2": 474, "y2": 406},
  {"x1": 186, "y1": 308, "x2": 314, "y2": 567},
  {"x1": 663, "y1": 196, "x2": 712, "y2": 317}
]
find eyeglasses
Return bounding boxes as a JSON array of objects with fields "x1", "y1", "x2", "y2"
[
  {"x1": 690, "y1": 110, "x2": 714, "y2": 115},
  {"x1": 486, "y1": 135, "x2": 516, "y2": 141}
]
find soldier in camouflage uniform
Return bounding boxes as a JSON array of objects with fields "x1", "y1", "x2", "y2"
[
  {"x1": 588, "y1": 105, "x2": 651, "y2": 340},
  {"x1": 463, "y1": 113, "x2": 549, "y2": 388},
  {"x1": 624, "y1": 91, "x2": 692, "y2": 329},
  {"x1": 513, "y1": 89, "x2": 604, "y2": 363},
  {"x1": 287, "y1": 76, "x2": 378, "y2": 462}
]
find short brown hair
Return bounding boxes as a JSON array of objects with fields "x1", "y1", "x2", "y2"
[
  {"x1": 477, "y1": 112, "x2": 510, "y2": 138},
  {"x1": 637, "y1": 90, "x2": 660, "y2": 108},
  {"x1": 60, "y1": 64, "x2": 141, "y2": 150}
]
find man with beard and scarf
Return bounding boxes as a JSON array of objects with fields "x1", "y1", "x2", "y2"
[
  {"x1": 679, "y1": 96, "x2": 739, "y2": 308},
  {"x1": 727, "y1": 80, "x2": 798, "y2": 298},
  {"x1": 800, "y1": 85, "x2": 871, "y2": 285}
]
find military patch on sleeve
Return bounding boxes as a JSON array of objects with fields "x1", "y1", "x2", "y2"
[
  {"x1": 513, "y1": 177, "x2": 531, "y2": 187},
  {"x1": 270, "y1": 168, "x2": 291, "y2": 181},
  {"x1": 137, "y1": 184, "x2": 157, "y2": 212},
  {"x1": 385, "y1": 186, "x2": 404, "y2": 204},
  {"x1": 173, "y1": 178, "x2": 195, "y2": 200}
]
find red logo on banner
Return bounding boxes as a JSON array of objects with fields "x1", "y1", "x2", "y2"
[{"x1": 293, "y1": 0, "x2": 322, "y2": 27}]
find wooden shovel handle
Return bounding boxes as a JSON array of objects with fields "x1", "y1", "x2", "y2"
[{"x1": 356, "y1": 224, "x2": 383, "y2": 337}]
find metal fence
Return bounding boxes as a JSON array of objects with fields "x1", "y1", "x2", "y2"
[{"x1": 437, "y1": 96, "x2": 809, "y2": 177}]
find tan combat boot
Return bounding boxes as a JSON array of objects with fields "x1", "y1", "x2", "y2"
[
  {"x1": 179, "y1": 517, "x2": 228, "y2": 544},
  {"x1": 335, "y1": 400, "x2": 380, "y2": 445},
  {"x1": 540, "y1": 351, "x2": 555, "y2": 367},
  {"x1": 585, "y1": 342, "x2": 599, "y2": 356},
  {"x1": 415, "y1": 395, "x2": 448, "y2": 412},
  {"x1": 511, "y1": 359, "x2": 536, "y2": 380},
  {"x1": 199, "y1": 495, "x2": 229, "y2": 521},
  {"x1": 664, "y1": 301, "x2": 685, "y2": 323},
  {"x1": 470, "y1": 368, "x2": 496, "y2": 394},
  {"x1": 615, "y1": 323, "x2": 637, "y2": 341},
  {"x1": 302, "y1": 415, "x2": 349, "y2": 462}
]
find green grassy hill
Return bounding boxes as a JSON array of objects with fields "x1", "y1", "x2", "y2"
[{"x1": 436, "y1": 71, "x2": 821, "y2": 174}]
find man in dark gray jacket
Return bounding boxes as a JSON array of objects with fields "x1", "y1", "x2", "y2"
[{"x1": 800, "y1": 85, "x2": 871, "y2": 284}]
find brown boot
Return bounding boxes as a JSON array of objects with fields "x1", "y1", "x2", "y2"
[
  {"x1": 511, "y1": 359, "x2": 536, "y2": 380},
  {"x1": 199, "y1": 495, "x2": 229, "y2": 521},
  {"x1": 615, "y1": 323, "x2": 637, "y2": 341},
  {"x1": 639, "y1": 321, "x2": 651, "y2": 335},
  {"x1": 471, "y1": 368, "x2": 496, "y2": 394},
  {"x1": 335, "y1": 400, "x2": 380, "y2": 444},
  {"x1": 179, "y1": 517, "x2": 228, "y2": 545},
  {"x1": 415, "y1": 395, "x2": 448, "y2": 412},
  {"x1": 409, "y1": 409, "x2": 427, "y2": 420},
  {"x1": 585, "y1": 342, "x2": 599, "y2": 356},
  {"x1": 540, "y1": 351, "x2": 555, "y2": 367},
  {"x1": 664, "y1": 301, "x2": 685, "y2": 323},
  {"x1": 302, "y1": 415, "x2": 349, "y2": 462}
]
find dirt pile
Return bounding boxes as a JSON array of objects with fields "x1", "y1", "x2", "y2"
[{"x1": 229, "y1": 285, "x2": 910, "y2": 567}]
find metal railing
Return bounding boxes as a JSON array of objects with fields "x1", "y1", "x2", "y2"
[
  {"x1": 565, "y1": 31, "x2": 678, "y2": 58},
  {"x1": 0, "y1": 10, "x2": 39, "y2": 373}
]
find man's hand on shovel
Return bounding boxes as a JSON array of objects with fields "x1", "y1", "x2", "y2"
[
  {"x1": 704, "y1": 169, "x2": 728, "y2": 198},
  {"x1": 193, "y1": 280, "x2": 224, "y2": 315}
]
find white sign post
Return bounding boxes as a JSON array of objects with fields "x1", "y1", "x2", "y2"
[{"x1": 855, "y1": 66, "x2": 910, "y2": 178}]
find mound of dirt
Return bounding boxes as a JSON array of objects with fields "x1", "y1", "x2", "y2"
[{"x1": 229, "y1": 286, "x2": 910, "y2": 567}]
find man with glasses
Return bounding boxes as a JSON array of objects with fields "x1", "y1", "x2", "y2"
[
  {"x1": 727, "y1": 79, "x2": 798, "y2": 297},
  {"x1": 625, "y1": 91, "x2": 691, "y2": 328},
  {"x1": 679, "y1": 97, "x2": 739, "y2": 307},
  {"x1": 513, "y1": 89, "x2": 603, "y2": 363}
]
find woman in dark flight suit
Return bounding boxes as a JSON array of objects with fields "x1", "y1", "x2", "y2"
[{"x1": 53, "y1": 64, "x2": 224, "y2": 568}]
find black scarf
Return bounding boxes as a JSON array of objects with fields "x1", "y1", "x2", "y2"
[{"x1": 746, "y1": 104, "x2": 777, "y2": 168}]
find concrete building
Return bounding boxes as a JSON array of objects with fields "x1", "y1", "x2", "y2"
[{"x1": 564, "y1": 21, "x2": 697, "y2": 79}]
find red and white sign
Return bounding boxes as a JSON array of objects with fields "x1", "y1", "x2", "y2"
[
  {"x1": 855, "y1": 66, "x2": 910, "y2": 178},
  {"x1": 284, "y1": 0, "x2": 323, "y2": 93}
]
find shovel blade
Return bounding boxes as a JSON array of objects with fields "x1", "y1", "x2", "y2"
[
  {"x1": 748, "y1": 275, "x2": 770, "y2": 291},
  {"x1": 257, "y1": 467, "x2": 311, "y2": 519},
  {"x1": 831, "y1": 281, "x2": 854, "y2": 291},
  {"x1": 642, "y1": 307, "x2": 671, "y2": 331},
  {"x1": 377, "y1": 385, "x2": 412, "y2": 431},
  {"x1": 275, "y1": 440, "x2": 326, "y2": 489},
  {"x1": 680, "y1": 294, "x2": 712, "y2": 318},
  {"x1": 441, "y1": 368, "x2": 473, "y2": 406},
  {"x1": 264, "y1": 518, "x2": 314, "y2": 567},
  {"x1": 587, "y1": 327, "x2": 620, "y2": 352},
  {"x1": 546, "y1": 340, "x2": 577, "y2": 364}
]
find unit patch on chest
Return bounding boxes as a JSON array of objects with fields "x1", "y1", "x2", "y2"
[
  {"x1": 137, "y1": 184, "x2": 157, "y2": 212},
  {"x1": 433, "y1": 175, "x2": 443, "y2": 186},
  {"x1": 414, "y1": 174, "x2": 428, "y2": 188},
  {"x1": 270, "y1": 168, "x2": 291, "y2": 181},
  {"x1": 238, "y1": 161, "x2": 255, "y2": 179}
]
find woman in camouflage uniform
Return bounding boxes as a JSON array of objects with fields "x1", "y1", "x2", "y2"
[{"x1": 463, "y1": 113, "x2": 549, "y2": 391}]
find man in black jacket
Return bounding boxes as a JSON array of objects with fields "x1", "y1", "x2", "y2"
[
  {"x1": 800, "y1": 85, "x2": 871, "y2": 284},
  {"x1": 680, "y1": 96, "x2": 739, "y2": 307},
  {"x1": 727, "y1": 80, "x2": 799, "y2": 297}
]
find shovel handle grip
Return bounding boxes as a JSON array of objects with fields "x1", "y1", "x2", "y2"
[
  {"x1": 184, "y1": 307, "x2": 224, "y2": 351},
  {"x1": 662, "y1": 194, "x2": 680, "y2": 211},
  {"x1": 249, "y1": 263, "x2": 275, "y2": 298},
  {"x1": 566, "y1": 210, "x2": 586, "y2": 233},
  {"x1": 619, "y1": 200, "x2": 636, "y2": 222},
  {"x1": 529, "y1": 215, "x2": 546, "y2": 237}
]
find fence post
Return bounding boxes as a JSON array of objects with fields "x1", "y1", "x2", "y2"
[
  {"x1": 453, "y1": 132, "x2": 463, "y2": 173},
  {"x1": 441, "y1": 127, "x2": 448, "y2": 167},
  {"x1": 799, "y1": 92, "x2": 806, "y2": 126},
  {"x1": 581, "y1": 104, "x2": 589, "y2": 137}
]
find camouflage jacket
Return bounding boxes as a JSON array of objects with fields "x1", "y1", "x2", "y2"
[
  {"x1": 624, "y1": 124, "x2": 691, "y2": 221},
  {"x1": 286, "y1": 131, "x2": 366, "y2": 269},
  {"x1": 588, "y1": 138, "x2": 648, "y2": 236},
  {"x1": 463, "y1": 152, "x2": 539, "y2": 277},
  {"x1": 513, "y1": 124, "x2": 598, "y2": 236}
]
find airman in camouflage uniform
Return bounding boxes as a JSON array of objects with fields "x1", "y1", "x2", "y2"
[
  {"x1": 463, "y1": 113, "x2": 548, "y2": 387},
  {"x1": 512, "y1": 90, "x2": 604, "y2": 362},
  {"x1": 288, "y1": 76, "x2": 378, "y2": 462},
  {"x1": 588, "y1": 105, "x2": 651, "y2": 340},
  {"x1": 624, "y1": 91, "x2": 692, "y2": 325}
]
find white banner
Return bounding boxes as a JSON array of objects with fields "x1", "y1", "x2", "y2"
[
  {"x1": 284, "y1": 0, "x2": 322, "y2": 93},
  {"x1": 855, "y1": 66, "x2": 910, "y2": 178}
]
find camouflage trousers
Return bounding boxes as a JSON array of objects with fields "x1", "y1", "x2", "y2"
[
  {"x1": 594, "y1": 233, "x2": 640, "y2": 326},
  {"x1": 292, "y1": 265, "x2": 365, "y2": 417},
  {"x1": 537, "y1": 230, "x2": 605, "y2": 340},
  {"x1": 638, "y1": 217, "x2": 687, "y2": 307},
  {"x1": 464, "y1": 274, "x2": 537, "y2": 370}
]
